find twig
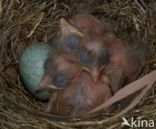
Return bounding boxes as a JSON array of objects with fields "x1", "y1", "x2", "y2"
[
  {"x1": 27, "y1": 12, "x2": 44, "y2": 38},
  {"x1": 106, "y1": 123, "x2": 120, "y2": 129},
  {"x1": 105, "y1": 82, "x2": 154, "y2": 121},
  {"x1": 0, "y1": 0, "x2": 2, "y2": 18},
  {"x1": 134, "y1": 0, "x2": 145, "y2": 14}
]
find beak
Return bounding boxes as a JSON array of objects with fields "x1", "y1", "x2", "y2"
[
  {"x1": 90, "y1": 68, "x2": 99, "y2": 82},
  {"x1": 83, "y1": 66, "x2": 99, "y2": 82},
  {"x1": 36, "y1": 75, "x2": 62, "y2": 92},
  {"x1": 60, "y1": 18, "x2": 84, "y2": 37}
]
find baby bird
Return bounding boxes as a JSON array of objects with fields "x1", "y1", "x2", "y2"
[
  {"x1": 53, "y1": 13, "x2": 112, "y2": 53},
  {"x1": 37, "y1": 51, "x2": 82, "y2": 91},
  {"x1": 37, "y1": 13, "x2": 144, "y2": 116},
  {"x1": 80, "y1": 32, "x2": 145, "y2": 93},
  {"x1": 45, "y1": 71, "x2": 112, "y2": 116},
  {"x1": 54, "y1": 13, "x2": 144, "y2": 93},
  {"x1": 69, "y1": 13, "x2": 112, "y2": 35}
]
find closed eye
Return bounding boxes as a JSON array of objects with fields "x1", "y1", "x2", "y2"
[
  {"x1": 65, "y1": 35, "x2": 80, "y2": 50},
  {"x1": 101, "y1": 48, "x2": 110, "y2": 64},
  {"x1": 78, "y1": 51, "x2": 93, "y2": 66},
  {"x1": 52, "y1": 73, "x2": 69, "y2": 87}
]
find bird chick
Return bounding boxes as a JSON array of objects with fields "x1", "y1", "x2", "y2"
[
  {"x1": 38, "y1": 13, "x2": 144, "y2": 116},
  {"x1": 53, "y1": 13, "x2": 144, "y2": 94},
  {"x1": 102, "y1": 36, "x2": 145, "y2": 93},
  {"x1": 78, "y1": 33, "x2": 144, "y2": 93},
  {"x1": 45, "y1": 71, "x2": 112, "y2": 116},
  {"x1": 37, "y1": 51, "x2": 82, "y2": 91},
  {"x1": 69, "y1": 13, "x2": 112, "y2": 35},
  {"x1": 53, "y1": 13, "x2": 112, "y2": 53}
]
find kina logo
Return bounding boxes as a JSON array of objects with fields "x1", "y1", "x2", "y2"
[{"x1": 121, "y1": 117, "x2": 155, "y2": 128}]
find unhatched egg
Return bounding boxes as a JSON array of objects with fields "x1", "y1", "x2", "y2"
[{"x1": 19, "y1": 42, "x2": 54, "y2": 101}]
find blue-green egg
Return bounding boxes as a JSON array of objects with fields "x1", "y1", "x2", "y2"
[{"x1": 19, "y1": 42, "x2": 54, "y2": 101}]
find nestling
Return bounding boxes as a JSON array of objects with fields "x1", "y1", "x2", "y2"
[
  {"x1": 37, "y1": 13, "x2": 144, "y2": 116},
  {"x1": 45, "y1": 71, "x2": 112, "y2": 116},
  {"x1": 37, "y1": 51, "x2": 82, "y2": 90}
]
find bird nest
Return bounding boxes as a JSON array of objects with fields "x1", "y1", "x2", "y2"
[{"x1": 0, "y1": 0, "x2": 156, "y2": 129}]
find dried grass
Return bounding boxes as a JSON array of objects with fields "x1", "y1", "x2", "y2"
[{"x1": 0, "y1": 0, "x2": 155, "y2": 129}]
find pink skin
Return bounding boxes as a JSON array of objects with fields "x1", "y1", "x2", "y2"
[
  {"x1": 37, "y1": 52, "x2": 82, "y2": 90},
  {"x1": 70, "y1": 13, "x2": 112, "y2": 35},
  {"x1": 45, "y1": 72, "x2": 112, "y2": 116}
]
